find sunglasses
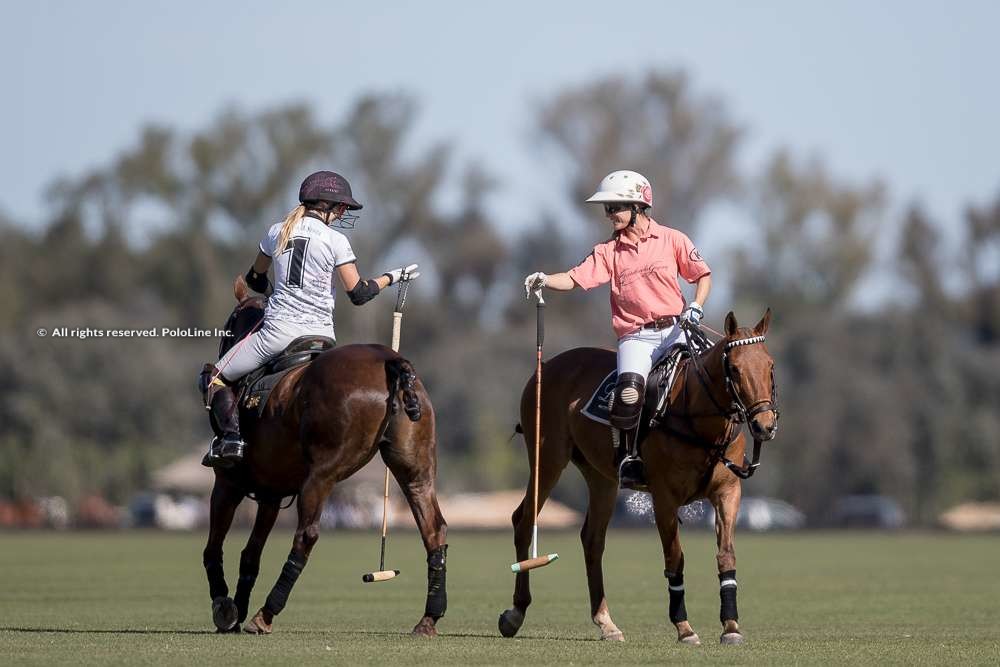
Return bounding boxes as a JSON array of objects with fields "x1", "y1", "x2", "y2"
[{"x1": 603, "y1": 203, "x2": 630, "y2": 216}]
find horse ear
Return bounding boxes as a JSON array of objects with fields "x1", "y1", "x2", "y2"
[
  {"x1": 754, "y1": 308, "x2": 772, "y2": 336},
  {"x1": 234, "y1": 274, "x2": 249, "y2": 303},
  {"x1": 724, "y1": 311, "x2": 738, "y2": 336}
]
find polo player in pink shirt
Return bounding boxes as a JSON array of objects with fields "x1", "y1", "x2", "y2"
[{"x1": 524, "y1": 170, "x2": 712, "y2": 490}]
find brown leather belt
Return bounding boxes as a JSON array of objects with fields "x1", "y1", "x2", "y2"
[{"x1": 642, "y1": 315, "x2": 679, "y2": 330}]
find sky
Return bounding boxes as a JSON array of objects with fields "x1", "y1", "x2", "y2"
[{"x1": 2, "y1": 0, "x2": 998, "y2": 260}]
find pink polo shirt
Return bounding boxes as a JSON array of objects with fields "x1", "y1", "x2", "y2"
[{"x1": 568, "y1": 220, "x2": 711, "y2": 338}]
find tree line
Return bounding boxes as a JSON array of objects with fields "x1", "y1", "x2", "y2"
[{"x1": 1, "y1": 70, "x2": 997, "y2": 524}]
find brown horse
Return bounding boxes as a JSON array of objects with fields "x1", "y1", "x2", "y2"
[
  {"x1": 499, "y1": 309, "x2": 778, "y2": 645},
  {"x1": 202, "y1": 277, "x2": 448, "y2": 637}
]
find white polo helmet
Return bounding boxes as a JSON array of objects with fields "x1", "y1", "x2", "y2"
[{"x1": 585, "y1": 170, "x2": 653, "y2": 208}]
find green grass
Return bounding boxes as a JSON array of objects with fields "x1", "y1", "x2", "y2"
[{"x1": 2, "y1": 529, "x2": 999, "y2": 665}]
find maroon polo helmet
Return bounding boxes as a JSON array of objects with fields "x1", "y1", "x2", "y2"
[{"x1": 298, "y1": 171, "x2": 363, "y2": 210}]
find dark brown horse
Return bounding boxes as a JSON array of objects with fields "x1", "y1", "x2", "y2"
[
  {"x1": 499, "y1": 310, "x2": 778, "y2": 645},
  {"x1": 203, "y1": 277, "x2": 448, "y2": 637}
]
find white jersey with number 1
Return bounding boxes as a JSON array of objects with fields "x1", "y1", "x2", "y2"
[{"x1": 259, "y1": 216, "x2": 357, "y2": 328}]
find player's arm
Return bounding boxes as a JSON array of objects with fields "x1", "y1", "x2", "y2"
[
  {"x1": 336, "y1": 262, "x2": 392, "y2": 306},
  {"x1": 693, "y1": 273, "x2": 712, "y2": 306},
  {"x1": 542, "y1": 272, "x2": 576, "y2": 291},
  {"x1": 244, "y1": 251, "x2": 272, "y2": 294}
]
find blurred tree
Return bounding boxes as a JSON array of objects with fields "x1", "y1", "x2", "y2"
[
  {"x1": 537, "y1": 70, "x2": 743, "y2": 236},
  {"x1": 964, "y1": 192, "x2": 1000, "y2": 343},
  {"x1": 731, "y1": 151, "x2": 886, "y2": 317}
]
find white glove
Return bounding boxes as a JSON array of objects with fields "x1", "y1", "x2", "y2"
[
  {"x1": 383, "y1": 263, "x2": 420, "y2": 285},
  {"x1": 681, "y1": 302, "x2": 703, "y2": 325},
  {"x1": 524, "y1": 272, "x2": 547, "y2": 299}
]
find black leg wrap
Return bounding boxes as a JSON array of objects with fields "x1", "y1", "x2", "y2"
[
  {"x1": 424, "y1": 545, "x2": 448, "y2": 620},
  {"x1": 234, "y1": 551, "x2": 261, "y2": 618},
  {"x1": 234, "y1": 575, "x2": 256, "y2": 622},
  {"x1": 665, "y1": 570, "x2": 688, "y2": 624},
  {"x1": 203, "y1": 558, "x2": 228, "y2": 600},
  {"x1": 263, "y1": 551, "x2": 306, "y2": 617},
  {"x1": 719, "y1": 569, "x2": 738, "y2": 623}
]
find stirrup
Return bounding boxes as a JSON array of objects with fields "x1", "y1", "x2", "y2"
[
  {"x1": 202, "y1": 438, "x2": 234, "y2": 469},
  {"x1": 218, "y1": 434, "x2": 245, "y2": 464},
  {"x1": 618, "y1": 456, "x2": 648, "y2": 492}
]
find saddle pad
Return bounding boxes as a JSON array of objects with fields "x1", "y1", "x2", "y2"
[
  {"x1": 241, "y1": 364, "x2": 301, "y2": 419},
  {"x1": 581, "y1": 370, "x2": 617, "y2": 426},
  {"x1": 580, "y1": 345, "x2": 687, "y2": 428}
]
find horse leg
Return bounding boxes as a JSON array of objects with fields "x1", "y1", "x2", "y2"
[
  {"x1": 712, "y1": 480, "x2": 744, "y2": 645},
  {"x1": 648, "y1": 487, "x2": 700, "y2": 645},
  {"x1": 383, "y1": 446, "x2": 449, "y2": 638},
  {"x1": 203, "y1": 479, "x2": 243, "y2": 633},
  {"x1": 244, "y1": 473, "x2": 333, "y2": 634},
  {"x1": 577, "y1": 461, "x2": 624, "y2": 641},
  {"x1": 498, "y1": 440, "x2": 571, "y2": 638},
  {"x1": 233, "y1": 499, "x2": 280, "y2": 624}
]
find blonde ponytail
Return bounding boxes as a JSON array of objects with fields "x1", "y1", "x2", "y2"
[{"x1": 275, "y1": 205, "x2": 306, "y2": 255}]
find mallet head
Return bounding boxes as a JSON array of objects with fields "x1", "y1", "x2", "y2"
[
  {"x1": 510, "y1": 553, "x2": 559, "y2": 573},
  {"x1": 362, "y1": 569, "x2": 400, "y2": 583}
]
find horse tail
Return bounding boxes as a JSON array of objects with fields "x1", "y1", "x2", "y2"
[{"x1": 387, "y1": 357, "x2": 422, "y2": 422}]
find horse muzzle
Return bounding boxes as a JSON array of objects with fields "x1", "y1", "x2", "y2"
[{"x1": 748, "y1": 409, "x2": 779, "y2": 442}]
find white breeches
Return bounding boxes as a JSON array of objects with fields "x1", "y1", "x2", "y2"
[
  {"x1": 216, "y1": 318, "x2": 335, "y2": 382},
  {"x1": 616, "y1": 324, "x2": 687, "y2": 379}
]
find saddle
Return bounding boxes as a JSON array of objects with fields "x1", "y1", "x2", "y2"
[
  {"x1": 581, "y1": 344, "x2": 690, "y2": 430},
  {"x1": 238, "y1": 336, "x2": 335, "y2": 418}
]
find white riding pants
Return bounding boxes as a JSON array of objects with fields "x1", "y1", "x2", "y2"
[
  {"x1": 216, "y1": 318, "x2": 335, "y2": 382},
  {"x1": 616, "y1": 324, "x2": 687, "y2": 380}
]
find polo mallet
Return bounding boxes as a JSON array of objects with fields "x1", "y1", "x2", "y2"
[
  {"x1": 362, "y1": 272, "x2": 416, "y2": 584},
  {"x1": 510, "y1": 289, "x2": 559, "y2": 574}
]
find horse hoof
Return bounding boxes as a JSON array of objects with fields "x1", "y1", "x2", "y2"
[
  {"x1": 243, "y1": 609, "x2": 272, "y2": 635},
  {"x1": 498, "y1": 608, "x2": 524, "y2": 638},
  {"x1": 720, "y1": 632, "x2": 744, "y2": 645},
  {"x1": 212, "y1": 596, "x2": 238, "y2": 632},
  {"x1": 600, "y1": 629, "x2": 625, "y2": 642},
  {"x1": 411, "y1": 617, "x2": 438, "y2": 637},
  {"x1": 678, "y1": 632, "x2": 701, "y2": 646}
]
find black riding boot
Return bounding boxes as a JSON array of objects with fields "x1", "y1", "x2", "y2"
[
  {"x1": 205, "y1": 384, "x2": 245, "y2": 468},
  {"x1": 609, "y1": 371, "x2": 648, "y2": 492},
  {"x1": 616, "y1": 428, "x2": 648, "y2": 492}
]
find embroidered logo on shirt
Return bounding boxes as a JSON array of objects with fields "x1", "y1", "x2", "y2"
[{"x1": 689, "y1": 247, "x2": 704, "y2": 262}]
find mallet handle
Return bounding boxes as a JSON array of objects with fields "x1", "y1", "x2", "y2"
[{"x1": 532, "y1": 301, "x2": 545, "y2": 556}]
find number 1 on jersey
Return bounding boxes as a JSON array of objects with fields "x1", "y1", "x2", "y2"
[{"x1": 282, "y1": 237, "x2": 310, "y2": 288}]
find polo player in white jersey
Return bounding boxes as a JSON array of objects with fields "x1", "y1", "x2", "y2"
[{"x1": 198, "y1": 171, "x2": 418, "y2": 467}]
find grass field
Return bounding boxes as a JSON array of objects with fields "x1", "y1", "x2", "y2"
[{"x1": 2, "y1": 529, "x2": 999, "y2": 665}]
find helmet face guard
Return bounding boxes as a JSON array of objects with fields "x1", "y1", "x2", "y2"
[
  {"x1": 302, "y1": 198, "x2": 360, "y2": 230},
  {"x1": 330, "y1": 210, "x2": 359, "y2": 229}
]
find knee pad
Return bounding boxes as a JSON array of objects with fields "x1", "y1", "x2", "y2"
[{"x1": 609, "y1": 372, "x2": 645, "y2": 430}]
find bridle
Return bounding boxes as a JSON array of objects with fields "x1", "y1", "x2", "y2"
[
  {"x1": 665, "y1": 321, "x2": 780, "y2": 479},
  {"x1": 721, "y1": 335, "x2": 780, "y2": 425}
]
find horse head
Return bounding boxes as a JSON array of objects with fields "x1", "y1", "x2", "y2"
[
  {"x1": 218, "y1": 275, "x2": 265, "y2": 358},
  {"x1": 721, "y1": 308, "x2": 779, "y2": 442}
]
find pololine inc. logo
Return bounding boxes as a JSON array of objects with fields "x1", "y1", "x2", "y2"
[{"x1": 37, "y1": 327, "x2": 233, "y2": 339}]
